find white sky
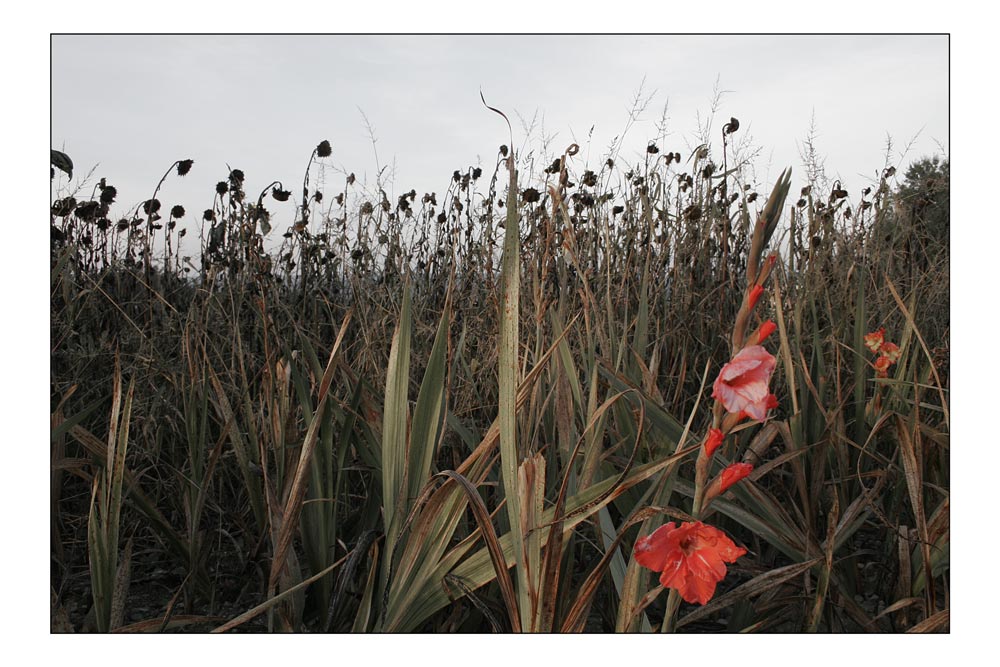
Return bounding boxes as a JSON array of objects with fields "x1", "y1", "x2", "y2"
[{"x1": 51, "y1": 34, "x2": 948, "y2": 234}]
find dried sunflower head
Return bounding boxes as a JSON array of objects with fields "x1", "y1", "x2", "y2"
[
  {"x1": 99, "y1": 185, "x2": 117, "y2": 205},
  {"x1": 51, "y1": 197, "x2": 77, "y2": 217}
]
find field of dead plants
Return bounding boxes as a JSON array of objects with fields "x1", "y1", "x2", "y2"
[{"x1": 49, "y1": 117, "x2": 949, "y2": 633}]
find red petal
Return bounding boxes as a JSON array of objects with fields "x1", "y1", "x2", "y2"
[
  {"x1": 658, "y1": 552, "x2": 687, "y2": 589},
  {"x1": 677, "y1": 570, "x2": 718, "y2": 605},
  {"x1": 688, "y1": 547, "x2": 727, "y2": 582},
  {"x1": 633, "y1": 522, "x2": 678, "y2": 572},
  {"x1": 716, "y1": 355, "x2": 764, "y2": 383},
  {"x1": 714, "y1": 538, "x2": 747, "y2": 563}
]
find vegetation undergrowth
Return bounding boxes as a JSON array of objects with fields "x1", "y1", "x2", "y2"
[{"x1": 49, "y1": 107, "x2": 949, "y2": 633}]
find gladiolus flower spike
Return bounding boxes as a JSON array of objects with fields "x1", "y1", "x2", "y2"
[{"x1": 634, "y1": 521, "x2": 747, "y2": 605}]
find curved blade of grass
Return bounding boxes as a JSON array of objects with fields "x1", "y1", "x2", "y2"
[
  {"x1": 498, "y1": 147, "x2": 527, "y2": 625},
  {"x1": 676, "y1": 557, "x2": 822, "y2": 629},
  {"x1": 213, "y1": 553, "x2": 349, "y2": 633},
  {"x1": 540, "y1": 389, "x2": 638, "y2": 631},
  {"x1": 884, "y1": 274, "x2": 949, "y2": 429},
  {"x1": 351, "y1": 541, "x2": 380, "y2": 633},
  {"x1": 519, "y1": 453, "x2": 545, "y2": 631},
  {"x1": 70, "y1": 424, "x2": 191, "y2": 568},
  {"x1": 561, "y1": 506, "x2": 663, "y2": 632},
  {"x1": 382, "y1": 314, "x2": 581, "y2": 631},
  {"x1": 397, "y1": 443, "x2": 698, "y2": 631},
  {"x1": 326, "y1": 529, "x2": 379, "y2": 631},
  {"x1": 407, "y1": 291, "x2": 451, "y2": 509},
  {"x1": 382, "y1": 285, "x2": 413, "y2": 569},
  {"x1": 113, "y1": 615, "x2": 225, "y2": 633},
  {"x1": 268, "y1": 311, "x2": 352, "y2": 597},
  {"x1": 437, "y1": 470, "x2": 522, "y2": 632},
  {"x1": 906, "y1": 609, "x2": 949, "y2": 633}
]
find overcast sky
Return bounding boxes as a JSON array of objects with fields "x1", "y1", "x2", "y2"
[{"x1": 51, "y1": 34, "x2": 947, "y2": 233}]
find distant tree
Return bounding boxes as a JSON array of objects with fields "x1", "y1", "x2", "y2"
[
  {"x1": 881, "y1": 155, "x2": 949, "y2": 349},
  {"x1": 895, "y1": 155, "x2": 949, "y2": 255}
]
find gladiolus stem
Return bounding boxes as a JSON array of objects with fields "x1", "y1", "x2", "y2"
[{"x1": 661, "y1": 589, "x2": 683, "y2": 633}]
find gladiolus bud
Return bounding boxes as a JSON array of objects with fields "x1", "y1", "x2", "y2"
[
  {"x1": 703, "y1": 463, "x2": 754, "y2": 506},
  {"x1": 761, "y1": 253, "x2": 778, "y2": 279},
  {"x1": 704, "y1": 428, "x2": 724, "y2": 458},
  {"x1": 719, "y1": 463, "x2": 753, "y2": 492},
  {"x1": 754, "y1": 320, "x2": 777, "y2": 344},
  {"x1": 747, "y1": 285, "x2": 764, "y2": 310}
]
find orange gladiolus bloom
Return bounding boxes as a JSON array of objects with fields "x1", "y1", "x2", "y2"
[
  {"x1": 634, "y1": 521, "x2": 747, "y2": 605},
  {"x1": 880, "y1": 341, "x2": 901, "y2": 362},
  {"x1": 864, "y1": 328, "x2": 885, "y2": 354},
  {"x1": 747, "y1": 285, "x2": 764, "y2": 310},
  {"x1": 712, "y1": 345, "x2": 777, "y2": 421}
]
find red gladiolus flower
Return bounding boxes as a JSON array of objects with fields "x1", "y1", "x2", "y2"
[
  {"x1": 864, "y1": 328, "x2": 885, "y2": 354},
  {"x1": 880, "y1": 341, "x2": 901, "y2": 363},
  {"x1": 704, "y1": 428, "x2": 724, "y2": 458},
  {"x1": 634, "y1": 521, "x2": 747, "y2": 605},
  {"x1": 712, "y1": 345, "x2": 777, "y2": 421},
  {"x1": 747, "y1": 284, "x2": 764, "y2": 310}
]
